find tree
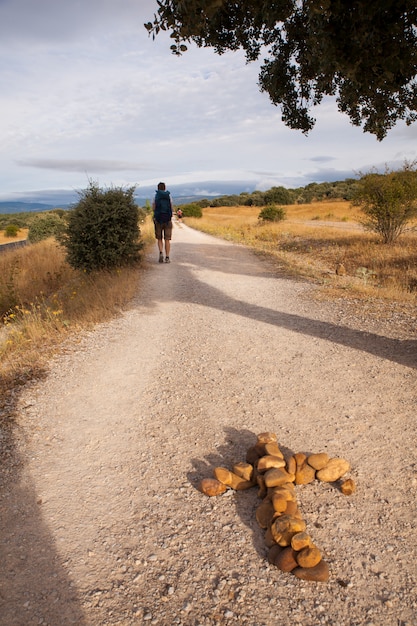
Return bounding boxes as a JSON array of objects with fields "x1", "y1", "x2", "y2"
[
  {"x1": 28, "y1": 213, "x2": 67, "y2": 243},
  {"x1": 145, "y1": 1, "x2": 417, "y2": 140},
  {"x1": 353, "y1": 163, "x2": 417, "y2": 243},
  {"x1": 60, "y1": 182, "x2": 142, "y2": 272}
]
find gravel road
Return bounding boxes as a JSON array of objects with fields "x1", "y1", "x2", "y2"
[{"x1": 1, "y1": 222, "x2": 416, "y2": 626}]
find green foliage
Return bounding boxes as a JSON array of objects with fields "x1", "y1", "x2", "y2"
[
  {"x1": 146, "y1": 1, "x2": 417, "y2": 139},
  {"x1": 28, "y1": 213, "x2": 67, "y2": 243},
  {"x1": 4, "y1": 224, "x2": 20, "y2": 237},
  {"x1": 60, "y1": 182, "x2": 143, "y2": 272},
  {"x1": 180, "y1": 203, "x2": 203, "y2": 218},
  {"x1": 258, "y1": 205, "x2": 286, "y2": 223},
  {"x1": 353, "y1": 163, "x2": 417, "y2": 244}
]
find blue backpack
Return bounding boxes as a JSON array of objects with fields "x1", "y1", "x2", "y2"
[{"x1": 154, "y1": 190, "x2": 172, "y2": 223}]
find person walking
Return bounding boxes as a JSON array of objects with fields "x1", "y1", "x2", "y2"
[{"x1": 152, "y1": 182, "x2": 173, "y2": 263}]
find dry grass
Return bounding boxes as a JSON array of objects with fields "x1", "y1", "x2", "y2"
[
  {"x1": 0, "y1": 218, "x2": 155, "y2": 396},
  {"x1": 186, "y1": 201, "x2": 417, "y2": 302},
  {"x1": 0, "y1": 228, "x2": 29, "y2": 244}
]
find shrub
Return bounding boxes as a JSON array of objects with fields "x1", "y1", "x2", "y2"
[
  {"x1": 60, "y1": 182, "x2": 142, "y2": 272},
  {"x1": 28, "y1": 213, "x2": 67, "y2": 243},
  {"x1": 258, "y1": 205, "x2": 286, "y2": 222},
  {"x1": 353, "y1": 163, "x2": 417, "y2": 243},
  {"x1": 180, "y1": 203, "x2": 203, "y2": 218},
  {"x1": 5, "y1": 224, "x2": 20, "y2": 237}
]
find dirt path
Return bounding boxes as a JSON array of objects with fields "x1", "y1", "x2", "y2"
[{"x1": 1, "y1": 223, "x2": 416, "y2": 626}]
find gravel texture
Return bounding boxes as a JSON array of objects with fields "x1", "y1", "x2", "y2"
[{"x1": 1, "y1": 222, "x2": 416, "y2": 626}]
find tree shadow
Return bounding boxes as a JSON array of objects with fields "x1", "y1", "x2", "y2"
[
  {"x1": 146, "y1": 238, "x2": 417, "y2": 370},
  {"x1": 0, "y1": 371, "x2": 86, "y2": 626}
]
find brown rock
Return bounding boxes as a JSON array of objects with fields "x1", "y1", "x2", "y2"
[
  {"x1": 264, "y1": 442, "x2": 284, "y2": 458},
  {"x1": 340, "y1": 478, "x2": 356, "y2": 495},
  {"x1": 271, "y1": 493, "x2": 288, "y2": 513},
  {"x1": 293, "y1": 560, "x2": 330, "y2": 582},
  {"x1": 295, "y1": 462, "x2": 316, "y2": 485},
  {"x1": 256, "y1": 474, "x2": 267, "y2": 499},
  {"x1": 284, "y1": 501, "x2": 302, "y2": 518},
  {"x1": 257, "y1": 455, "x2": 286, "y2": 473},
  {"x1": 286, "y1": 456, "x2": 296, "y2": 475},
  {"x1": 270, "y1": 515, "x2": 306, "y2": 546},
  {"x1": 264, "y1": 467, "x2": 295, "y2": 488},
  {"x1": 257, "y1": 432, "x2": 278, "y2": 444},
  {"x1": 233, "y1": 462, "x2": 254, "y2": 482},
  {"x1": 307, "y1": 452, "x2": 329, "y2": 470},
  {"x1": 294, "y1": 452, "x2": 307, "y2": 469},
  {"x1": 291, "y1": 532, "x2": 312, "y2": 551},
  {"x1": 256, "y1": 500, "x2": 275, "y2": 529},
  {"x1": 336, "y1": 263, "x2": 346, "y2": 276},
  {"x1": 270, "y1": 485, "x2": 296, "y2": 502},
  {"x1": 246, "y1": 446, "x2": 261, "y2": 465},
  {"x1": 199, "y1": 478, "x2": 227, "y2": 497},
  {"x1": 296, "y1": 546, "x2": 322, "y2": 568},
  {"x1": 269, "y1": 545, "x2": 298, "y2": 572},
  {"x1": 264, "y1": 526, "x2": 276, "y2": 547},
  {"x1": 316, "y1": 457, "x2": 350, "y2": 482},
  {"x1": 213, "y1": 467, "x2": 253, "y2": 490}
]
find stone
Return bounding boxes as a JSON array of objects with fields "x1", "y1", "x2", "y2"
[
  {"x1": 291, "y1": 532, "x2": 312, "y2": 552},
  {"x1": 296, "y1": 546, "x2": 322, "y2": 568},
  {"x1": 286, "y1": 456, "x2": 296, "y2": 475},
  {"x1": 270, "y1": 515, "x2": 306, "y2": 546},
  {"x1": 316, "y1": 458, "x2": 350, "y2": 482},
  {"x1": 307, "y1": 452, "x2": 329, "y2": 470},
  {"x1": 257, "y1": 455, "x2": 286, "y2": 473},
  {"x1": 269, "y1": 545, "x2": 298, "y2": 572},
  {"x1": 271, "y1": 493, "x2": 288, "y2": 513},
  {"x1": 199, "y1": 478, "x2": 227, "y2": 497},
  {"x1": 246, "y1": 446, "x2": 261, "y2": 465},
  {"x1": 256, "y1": 474, "x2": 267, "y2": 499},
  {"x1": 264, "y1": 442, "x2": 284, "y2": 458},
  {"x1": 336, "y1": 263, "x2": 346, "y2": 275},
  {"x1": 233, "y1": 462, "x2": 254, "y2": 482},
  {"x1": 264, "y1": 467, "x2": 295, "y2": 488},
  {"x1": 295, "y1": 462, "x2": 316, "y2": 485},
  {"x1": 256, "y1": 432, "x2": 278, "y2": 444},
  {"x1": 294, "y1": 452, "x2": 307, "y2": 469},
  {"x1": 293, "y1": 560, "x2": 330, "y2": 582},
  {"x1": 213, "y1": 467, "x2": 253, "y2": 490},
  {"x1": 256, "y1": 500, "x2": 275, "y2": 529},
  {"x1": 340, "y1": 478, "x2": 356, "y2": 495}
]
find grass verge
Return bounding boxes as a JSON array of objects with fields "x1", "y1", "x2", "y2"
[{"x1": 185, "y1": 202, "x2": 417, "y2": 303}]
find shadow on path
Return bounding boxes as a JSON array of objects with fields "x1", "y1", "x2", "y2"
[
  {"x1": 149, "y1": 239, "x2": 417, "y2": 370},
  {"x1": 0, "y1": 375, "x2": 86, "y2": 626}
]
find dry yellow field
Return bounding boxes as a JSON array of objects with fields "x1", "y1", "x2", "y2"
[
  {"x1": 0, "y1": 228, "x2": 28, "y2": 244},
  {"x1": 186, "y1": 201, "x2": 417, "y2": 303}
]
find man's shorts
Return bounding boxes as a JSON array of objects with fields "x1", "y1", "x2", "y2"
[{"x1": 154, "y1": 220, "x2": 173, "y2": 240}]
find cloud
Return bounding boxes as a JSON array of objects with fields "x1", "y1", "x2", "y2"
[
  {"x1": 0, "y1": 0, "x2": 415, "y2": 200},
  {"x1": 17, "y1": 158, "x2": 152, "y2": 173}
]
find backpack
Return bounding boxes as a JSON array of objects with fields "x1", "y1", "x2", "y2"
[{"x1": 154, "y1": 190, "x2": 172, "y2": 223}]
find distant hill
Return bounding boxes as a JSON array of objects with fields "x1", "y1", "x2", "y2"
[{"x1": 0, "y1": 201, "x2": 64, "y2": 214}]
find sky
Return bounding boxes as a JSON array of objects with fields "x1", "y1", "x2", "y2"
[{"x1": 1, "y1": 0, "x2": 416, "y2": 203}]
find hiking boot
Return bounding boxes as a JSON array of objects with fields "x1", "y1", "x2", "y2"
[
  {"x1": 159, "y1": 253, "x2": 164, "y2": 263},
  {"x1": 165, "y1": 256, "x2": 170, "y2": 263}
]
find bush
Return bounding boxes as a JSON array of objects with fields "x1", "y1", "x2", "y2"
[
  {"x1": 60, "y1": 182, "x2": 142, "y2": 272},
  {"x1": 5, "y1": 224, "x2": 20, "y2": 237},
  {"x1": 28, "y1": 213, "x2": 67, "y2": 243},
  {"x1": 258, "y1": 205, "x2": 286, "y2": 222},
  {"x1": 354, "y1": 163, "x2": 417, "y2": 243},
  {"x1": 180, "y1": 203, "x2": 203, "y2": 218}
]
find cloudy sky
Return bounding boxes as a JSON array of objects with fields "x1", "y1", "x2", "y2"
[{"x1": 1, "y1": 0, "x2": 416, "y2": 203}]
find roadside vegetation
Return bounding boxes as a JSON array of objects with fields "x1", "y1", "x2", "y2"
[
  {"x1": 185, "y1": 200, "x2": 417, "y2": 303},
  {"x1": 1, "y1": 170, "x2": 416, "y2": 410},
  {"x1": 0, "y1": 197, "x2": 154, "y2": 405}
]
